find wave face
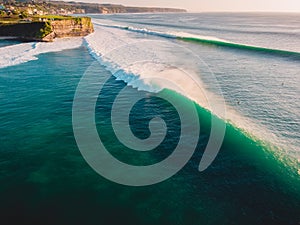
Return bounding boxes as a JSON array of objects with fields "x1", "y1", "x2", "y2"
[
  {"x1": 0, "y1": 38, "x2": 83, "y2": 69},
  {"x1": 86, "y1": 17, "x2": 300, "y2": 172},
  {"x1": 91, "y1": 12, "x2": 300, "y2": 54},
  {"x1": 93, "y1": 22, "x2": 300, "y2": 58}
]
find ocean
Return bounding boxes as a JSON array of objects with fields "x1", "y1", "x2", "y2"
[{"x1": 0, "y1": 13, "x2": 299, "y2": 224}]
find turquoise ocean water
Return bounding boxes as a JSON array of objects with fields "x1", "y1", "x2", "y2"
[{"x1": 0, "y1": 13, "x2": 300, "y2": 224}]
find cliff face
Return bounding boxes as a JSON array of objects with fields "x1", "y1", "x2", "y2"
[
  {"x1": 0, "y1": 17, "x2": 94, "y2": 42},
  {"x1": 44, "y1": 17, "x2": 94, "y2": 41}
]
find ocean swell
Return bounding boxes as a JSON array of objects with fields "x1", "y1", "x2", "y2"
[
  {"x1": 83, "y1": 23, "x2": 300, "y2": 175},
  {"x1": 93, "y1": 20, "x2": 300, "y2": 58}
]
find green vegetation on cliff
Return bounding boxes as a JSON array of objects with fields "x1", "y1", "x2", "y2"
[{"x1": 36, "y1": 21, "x2": 52, "y2": 38}]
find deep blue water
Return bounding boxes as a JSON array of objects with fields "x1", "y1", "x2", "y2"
[{"x1": 0, "y1": 13, "x2": 300, "y2": 225}]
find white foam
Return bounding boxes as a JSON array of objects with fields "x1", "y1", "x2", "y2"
[
  {"x1": 84, "y1": 23, "x2": 229, "y2": 119},
  {"x1": 84, "y1": 22, "x2": 300, "y2": 164},
  {"x1": 92, "y1": 19, "x2": 235, "y2": 45},
  {"x1": 0, "y1": 37, "x2": 83, "y2": 69},
  {"x1": 92, "y1": 19, "x2": 300, "y2": 55}
]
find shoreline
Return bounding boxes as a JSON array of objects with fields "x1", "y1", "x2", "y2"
[{"x1": 0, "y1": 16, "x2": 94, "y2": 42}]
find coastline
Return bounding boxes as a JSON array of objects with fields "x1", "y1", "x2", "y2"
[{"x1": 0, "y1": 16, "x2": 94, "y2": 42}]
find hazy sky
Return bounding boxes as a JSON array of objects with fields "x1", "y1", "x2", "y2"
[{"x1": 76, "y1": 0, "x2": 300, "y2": 12}]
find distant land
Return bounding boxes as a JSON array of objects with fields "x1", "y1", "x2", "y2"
[
  {"x1": 0, "y1": 0, "x2": 186, "y2": 42},
  {"x1": 0, "y1": 0, "x2": 187, "y2": 15}
]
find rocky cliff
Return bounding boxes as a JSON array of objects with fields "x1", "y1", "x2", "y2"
[{"x1": 0, "y1": 17, "x2": 94, "y2": 42}]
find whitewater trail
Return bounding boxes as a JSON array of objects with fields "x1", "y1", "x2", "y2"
[
  {"x1": 92, "y1": 18, "x2": 300, "y2": 57},
  {"x1": 84, "y1": 23, "x2": 222, "y2": 109},
  {"x1": 0, "y1": 37, "x2": 83, "y2": 69},
  {"x1": 84, "y1": 21, "x2": 300, "y2": 173}
]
